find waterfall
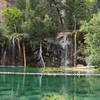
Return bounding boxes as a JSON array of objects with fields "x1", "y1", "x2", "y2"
[
  {"x1": 17, "y1": 39, "x2": 21, "y2": 65},
  {"x1": 1, "y1": 50, "x2": 7, "y2": 66},
  {"x1": 12, "y1": 37, "x2": 15, "y2": 65},
  {"x1": 64, "y1": 38, "x2": 70, "y2": 66},
  {"x1": 74, "y1": 33, "x2": 77, "y2": 67},
  {"x1": 59, "y1": 33, "x2": 72, "y2": 67}
]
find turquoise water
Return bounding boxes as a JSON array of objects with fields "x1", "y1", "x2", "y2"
[{"x1": 0, "y1": 68, "x2": 100, "y2": 100}]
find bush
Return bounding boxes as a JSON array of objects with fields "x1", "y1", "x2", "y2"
[
  {"x1": 3, "y1": 8, "x2": 23, "y2": 33},
  {"x1": 81, "y1": 12, "x2": 100, "y2": 67}
]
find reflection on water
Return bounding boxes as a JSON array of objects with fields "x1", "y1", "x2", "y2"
[{"x1": 0, "y1": 73, "x2": 100, "y2": 100}]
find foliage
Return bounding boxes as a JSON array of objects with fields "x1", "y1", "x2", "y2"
[
  {"x1": 16, "y1": 0, "x2": 98, "y2": 31},
  {"x1": 15, "y1": 0, "x2": 26, "y2": 10},
  {"x1": 81, "y1": 12, "x2": 100, "y2": 67},
  {"x1": 3, "y1": 8, "x2": 23, "y2": 33},
  {"x1": 65, "y1": 0, "x2": 97, "y2": 30},
  {"x1": 0, "y1": 26, "x2": 8, "y2": 35},
  {"x1": 22, "y1": 10, "x2": 57, "y2": 43},
  {"x1": 85, "y1": 0, "x2": 96, "y2": 3},
  {"x1": 0, "y1": 26, "x2": 10, "y2": 46},
  {"x1": 2, "y1": 7, "x2": 57, "y2": 43}
]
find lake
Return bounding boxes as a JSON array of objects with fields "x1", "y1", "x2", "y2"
[{"x1": 0, "y1": 68, "x2": 100, "y2": 100}]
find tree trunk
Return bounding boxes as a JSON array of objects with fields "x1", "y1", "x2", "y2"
[
  {"x1": 74, "y1": 33, "x2": 77, "y2": 67},
  {"x1": 23, "y1": 43, "x2": 26, "y2": 67}
]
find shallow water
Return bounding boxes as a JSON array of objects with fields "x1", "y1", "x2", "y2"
[{"x1": 0, "y1": 68, "x2": 100, "y2": 100}]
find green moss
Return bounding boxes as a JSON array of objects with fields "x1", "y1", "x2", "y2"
[
  {"x1": 42, "y1": 93, "x2": 66, "y2": 100},
  {"x1": 42, "y1": 67, "x2": 98, "y2": 73}
]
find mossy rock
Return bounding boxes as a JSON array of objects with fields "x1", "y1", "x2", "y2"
[{"x1": 42, "y1": 93, "x2": 66, "y2": 100}]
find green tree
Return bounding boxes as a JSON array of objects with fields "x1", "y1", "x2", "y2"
[
  {"x1": 65, "y1": 0, "x2": 97, "y2": 30},
  {"x1": 16, "y1": 0, "x2": 62, "y2": 30},
  {"x1": 3, "y1": 8, "x2": 23, "y2": 33},
  {"x1": 16, "y1": 0, "x2": 98, "y2": 31},
  {"x1": 22, "y1": 10, "x2": 57, "y2": 43},
  {"x1": 81, "y1": 12, "x2": 100, "y2": 67}
]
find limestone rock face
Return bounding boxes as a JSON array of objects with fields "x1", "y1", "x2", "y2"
[
  {"x1": 0, "y1": 0, "x2": 7, "y2": 22},
  {"x1": 0, "y1": 0, "x2": 7, "y2": 11}
]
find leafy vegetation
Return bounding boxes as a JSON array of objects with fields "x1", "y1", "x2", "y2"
[
  {"x1": 81, "y1": 12, "x2": 100, "y2": 67},
  {"x1": 3, "y1": 8, "x2": 23, "y2": 33},
  {"x1": 22, "y1": 11, "x2": 57, "y2": 42}
]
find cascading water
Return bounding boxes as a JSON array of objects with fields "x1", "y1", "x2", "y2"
[
  {"x1": 59, "y1": 32, "x2": 73, "y2": 67},
  {"x1": 64, "y1": 38, "x2": 70, "y2": 66},
  {"x1": 17, "y1": 38, "x2": 21, "y2": 65},
  {"x1": 1, "y1": 49, "x2": 6, "y2": 66},
  {"x1": 12, "y1": 37, "x2": 15, "y2": 65}
]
